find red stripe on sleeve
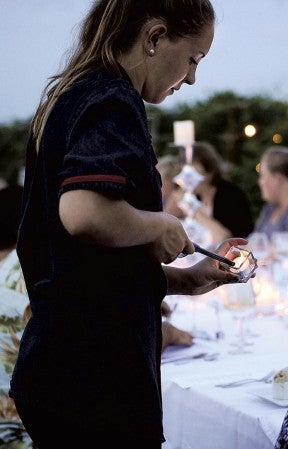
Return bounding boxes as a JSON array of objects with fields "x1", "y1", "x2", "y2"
[{"x1": 61, "y1": 174, "x2": 127, "y2": 187}]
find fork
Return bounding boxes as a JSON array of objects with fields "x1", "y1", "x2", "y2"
[{"x1": 215, "y1": 370, "x2": 275, "y2": 388}]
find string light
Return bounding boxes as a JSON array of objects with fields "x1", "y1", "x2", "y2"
[
  {"x1": 273, "y1": 133, "x2": 283, "y2": 144},
  {"x1": 244, "y1": 124, "x2": 257, "y2": 138}
]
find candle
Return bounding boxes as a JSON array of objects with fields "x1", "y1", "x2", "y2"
[
  {"x1": 234, "y1": 252, "x2": 250, "y2": 271},
  {"x1": 223, "y1": 246, "x2": 257, "y2": 282},
  {"x1": 173, "y1": 120, "x2": 195, "y2": 146}
]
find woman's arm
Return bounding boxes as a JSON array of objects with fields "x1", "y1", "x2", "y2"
[
  {"x1": 59, "y1": 189, "x2": 194, "y2": 264},
  {"x1": 163, "y1": 238, "x2": 249, "y2": 296},
  {"x1": 161, "y1": 321, "x2": 193, "y2": 351}
]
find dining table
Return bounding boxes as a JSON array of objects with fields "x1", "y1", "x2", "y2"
[
  {"x1": 160, "y1": 269, "x2": 288, "y2": 449},
  {"x1": 1, "y1": 247, "x2": 288, "y2": 448}
]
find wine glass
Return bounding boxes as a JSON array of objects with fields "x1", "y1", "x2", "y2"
[
  {"x1": 173, "y1": 164, "x2": 204, "y2": 192},
  {"x1": 269, "y1": 232, "x2": 288, "y2": 303},
  {"x1": 222, "y1": 282, "x2": 256, "y2": 354},
  {"x1": 271, "y1": 232, "x2": 288, "y2": 260},
  {"x1": 247, "y1": 232, "x2": 270, "y2": 266}
]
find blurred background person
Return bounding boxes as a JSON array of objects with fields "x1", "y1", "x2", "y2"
[
  {"x1": 254, "y1": 146, "x2": 288, "y2": 237},
  {"x1": 0, "y1": 185, "x2": 23, "y2": 263},
  {"x1": 157, "y1": 154, "x2": 185, "y2": 219},
  {"x1": 161, "y1": 300, "x2": 193, "y2": 351},
  {"x1": 0, "y1": 184, "x2": 26, "y2": 293},
  {"x1": 191, "y1": 141, "x2": 254, "y2": 245}
]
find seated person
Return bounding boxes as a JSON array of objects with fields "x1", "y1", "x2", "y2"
[
  {"x1": 156, "y1": 155, "x2": 185, "y2": 219},
  {"x1": 162, "y1": 321, "x2": 193, "y2": 351},
  {"x1": 0, "y1": 185, "x2": 25, "y2": 292},
  {"x1": 275, "y1": 409, "x2": 288, "y2": 449},
  {"x1": 191, "y1": 142, "x2": 254, "y2": 244},
  {"x1": 161, "y1": 300, "x2": 194, "y2": 351},
  {"x1": 0, "y1": 185, "x2": 23, "y2": 262},
  {"x1": 254, "y1": 145, "x2": 288, "y2": 237}
]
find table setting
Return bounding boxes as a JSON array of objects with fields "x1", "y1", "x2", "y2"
[{"x1": 161, "y1": 262, "x2": 288, "y2": 449}]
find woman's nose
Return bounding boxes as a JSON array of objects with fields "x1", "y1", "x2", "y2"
[{"x1": 185, "y1": 70, "x2": 196, "y2": 86}]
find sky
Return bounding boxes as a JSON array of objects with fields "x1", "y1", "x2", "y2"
[{"x1": 1, "y1": 0, "x2": 288, "y2": 123}]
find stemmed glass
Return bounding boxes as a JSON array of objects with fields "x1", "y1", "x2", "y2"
[
  {"x1": 271, "y1": 232, "x2": 288, "y2": 260},
  {"x1": 222, "y1": 282, "x2": 256, "y2": 354},
  {"x1": 270, "y1": 232, "x2": 288, "y2": 302},
  {"x1": 247, "y1": 232, "x2": 270, "y2": 266}
]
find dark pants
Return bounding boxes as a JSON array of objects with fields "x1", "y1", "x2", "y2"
[{"x1": 14, "y1": 398, "x2": 163, "y2": 449}]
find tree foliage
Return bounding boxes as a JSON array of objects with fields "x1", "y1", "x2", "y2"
[{"x1": 0, "y1": 120, "x2": 30, "y2": 185}]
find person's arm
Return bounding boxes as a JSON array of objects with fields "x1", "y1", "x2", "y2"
[
  {"x1": 194, "y1": 207, "x2": 232, "y2": 243},
  {"x1": 161, "y1": 321, "x2": 193, "y2": 351},
  {"x1": 163, "y1": 237, "x2": 249, "y2": 296},
  {"x1": 59, "y1": 189, "x2": 195, "y2": 264}
]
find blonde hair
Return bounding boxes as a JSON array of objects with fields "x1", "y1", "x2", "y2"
[
  {"x1": 157, "y1": 155, "x2": 183, "y2": 182},
  {"x1": 32, "y1": 0, "x2": 215, "y2": 151}
]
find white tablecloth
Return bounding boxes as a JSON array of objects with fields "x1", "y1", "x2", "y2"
[{"x1": 161, "y1": 294, "x2": 288, "y2": 449}]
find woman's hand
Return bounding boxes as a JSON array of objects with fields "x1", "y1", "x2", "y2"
[
  {"x1": 147, "y1": 212, "x2": 195, "y2": 264},
  {"x1": 164, "y1": 238, "x2": 252, "y2": 296},
  {"x1": 161, "y1": 300, "x2": 172, "y2": 318},
  {"x1": 162, "y1": 321, "x2": 194, "y2": 351}
]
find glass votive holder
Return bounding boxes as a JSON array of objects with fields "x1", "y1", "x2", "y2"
[
  {"x1": 221, "y1": 246, "x2": 258, "y2": 282},
  {"x1": 173, "y1": 164, "x2": 204, "y2": 191}
]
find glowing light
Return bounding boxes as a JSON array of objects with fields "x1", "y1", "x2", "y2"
[
  {"x1": 173, "y1": 120, "x2": 195, "y2": 146},
  {"x1": 244, "y1": 124, "x2": 257, "y2": 137},
  {"x1": 273, "y1": 133, "x2": 283, "y2": 144}
]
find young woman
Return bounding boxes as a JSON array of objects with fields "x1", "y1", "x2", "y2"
[
  {"x1": 192, "y1": 141, "x2": 254, "y2": 244},
  {"x1": 255, "y1": 145, "x2": 288, "y2": 237},
  {"x1": 9, "y1": 1, "x2": 247, "y2": 448}
]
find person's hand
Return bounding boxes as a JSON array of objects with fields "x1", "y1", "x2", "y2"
[
  {"x1": 161, "y1": 300, "x2": 172, "y2": 318},
  {"x1": 164, "y1": 238, "x2": 254, "y2": 296},
  {"x1": 148, "y1": 212, "x2": 194, "y2": 264},
  {"x1": 182, "y1": 238, "x2": 251, "y2": 295},
  {"x1": 162, "y1": 321, "x2": 194, "y2": 351}
]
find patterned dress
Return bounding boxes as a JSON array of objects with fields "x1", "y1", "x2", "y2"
[{"x1": 275, "y1": 411, "x2": 288, "y2": 448}]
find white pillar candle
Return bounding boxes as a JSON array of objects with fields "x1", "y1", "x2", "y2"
[{"x1": 173, "y1": 120, "x2": 195, "y2": 146}]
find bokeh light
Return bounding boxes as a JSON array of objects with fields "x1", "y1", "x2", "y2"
[
  {"x1": 244, "y1": 124, "x2": 257, "y2": 137},
  {"x1": 273, "y1": 133, "x2": 283, "y2": 144}
]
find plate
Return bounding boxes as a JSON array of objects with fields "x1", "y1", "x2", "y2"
[{"x1": 252, "y1": 386, "x2": 288, "y2": 407}]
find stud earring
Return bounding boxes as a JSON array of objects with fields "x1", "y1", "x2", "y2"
[{"x1": 148, "y1": 48, "x2": 155, "y2": 56}]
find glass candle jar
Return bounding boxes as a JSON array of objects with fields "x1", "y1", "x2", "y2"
[{"x1": 221, "y1": 246, "x2": 258, "y2": 282}]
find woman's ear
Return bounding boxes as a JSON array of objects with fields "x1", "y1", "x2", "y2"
[{"x1": 146, "y1": 21, "x2": 168, "y2": 50}]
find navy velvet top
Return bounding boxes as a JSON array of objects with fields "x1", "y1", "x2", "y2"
[{"x1": 10, "y1": 69, "x2": 167, "y2": 442}]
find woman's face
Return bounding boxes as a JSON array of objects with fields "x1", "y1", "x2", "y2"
[
  {"x1": 258, "y1": 158, "x2": 283, "y2": 203},
  {"x1": 142, "y1": 25, "x2": 214, "y2": 104}
]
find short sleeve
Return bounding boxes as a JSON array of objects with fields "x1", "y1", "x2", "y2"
[{"x1": 58, "y1": 81, "x2": 152, "y2": 202}]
